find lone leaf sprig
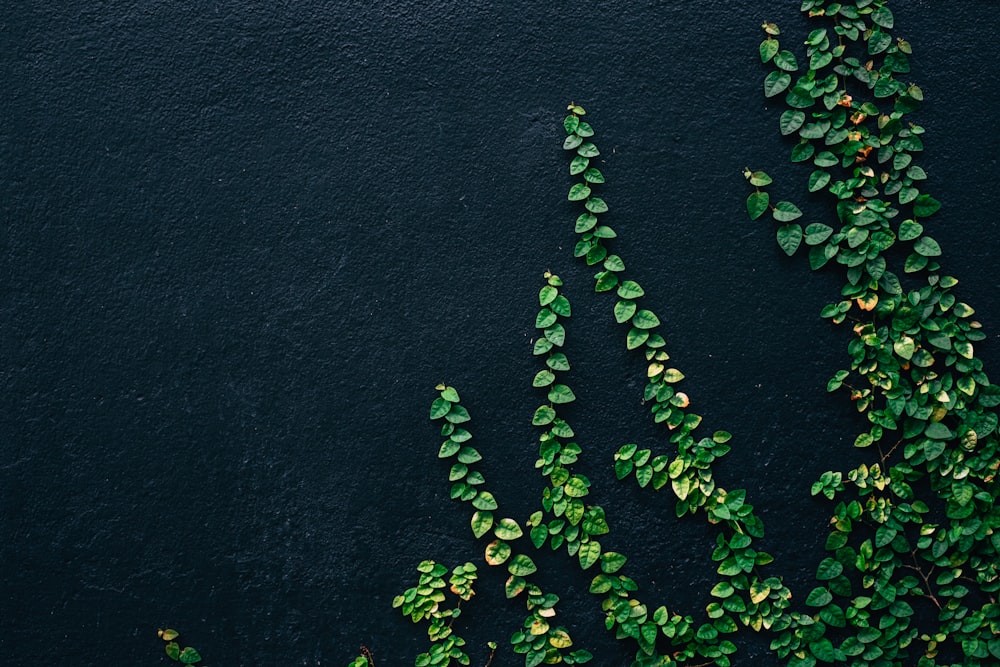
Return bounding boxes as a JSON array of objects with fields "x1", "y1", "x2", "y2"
[
  {"x1": 747, "y1": 1, "x2": 1000, "y2": 665},
  {"x1": 158, "y1": 628, "x2": 205, "y2": 666}
]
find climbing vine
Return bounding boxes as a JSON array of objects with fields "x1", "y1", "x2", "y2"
[
  {"x1": 336, "y1": 2, "x2": 998, "y2": 666},
  {"x1": 744, "y1": 1, "x2": 999, "y2": 665}
]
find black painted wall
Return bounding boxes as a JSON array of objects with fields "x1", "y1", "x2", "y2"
[{"x1": 3, "y1": 2, "x2": 999, "y2": 666}]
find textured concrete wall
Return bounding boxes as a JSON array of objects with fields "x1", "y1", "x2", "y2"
[{"x1": 3, "y1": 2, "x2": 998, "y2": 665}]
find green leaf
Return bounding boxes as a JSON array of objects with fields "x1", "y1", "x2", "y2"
[
  {"x1": 596, "y1": 267, "x2": 616, "y2": 289},
  {"x1": 538, "y1": 285, "x2": 558, "y2": 306},
  {"x1": 614, "y1": 300, "x2": 637, "y2": 324},
  {"x1": 179, "y1": 647, "x2": 202, "y2": 664},
  {"x1": 747, "y1": 191, "x2": 769, "y2": 220},
  {"x1": 569, "y1": 156, "x2": 589, "y2": 175},
  {"x1": 759, "y1": 38, "x2": 779, "y2": 62},
  {"x1": 583, "y1": 167, "x2": 605, "y2": 183},
  {"x1": 626, "y1": 327, "x2": 649, "y2": 350},
  {"x1": 779, "y1": 110, "x2": 806, "y2": 135},
  {"x1": 791, "y1": 142, "x2": 815, "y2": 163},
  {"x1": 485, "y1": 540, "x2": 511, "y2": 566},
  {"x1": 813, "y1": 151, "x2": 837, "y2": 167},
  {"x1": 809, "y1": 638, "x2": 836, "y2": 663},
  {"x1": 816, "y1": 557, "x2": 843, "y2": 580},
  {"x1": 568, "y1": 183, "x2": 591, "y2": 201},
  {"x1": 774, "y1": 50, "x2": 798, "y2": 71},
  {"x1": 472, "y1": 491, "x2": 498, "y2": 511},
  {"x1": 868, "y1": 30, "x2": 891, "y2": 55},
  {"x1": 631, "y1": 309, "x2": 660, "y2": 329},
  {"x1": 577, "y1": 142, "x2": 600, "y2": 158},
  {"x1": 913, "y1": 194, "x2": 941, "y2": 218},
  {"x1": 750, "y1": 580, "x2": 770, "y2": 604},
  {"x1": 446, "y1": 404, "x2": 471, "y2": 424},
  {"x1": 785, "y1": 85, "x2": 815, "y2": 109},
  {"x1": 893, "y1": 336, "x2": 915, "y2": 360},
  {"x1": 617, "y1": 280, "x2": 645, "y2": 299},
  {"x1": 808, "y1": 170, "x2": 831, "y2": 192},
  {"x1": 547, "y1": 353, "x2": 570, "y2": 371},
  {"x1": 711, "y1": 582, "x2": 735, "y2": 598},
  {"x1": 165, "y1": 642, "x2": 181, "y2": 661},
  {"x1": 575, "y1": 213, "x2": 598, "y2": 233},
  {"x1": 439, "y1": 439, "x2": 461, "y2": 458},
  {"x1": 545, "y1": 323, "x2": 566, "y2": 346},
  {"x1": 471, "y1": 511, "x2": 493, "y2": 538},
  {"x1": 600, "y1": 551, "x2": 627, "y2": 574},
  {"x1": 806, "y1": 28, "x2": 827, "y2": 45},
  {"x1": 494, "y1": 517, "x2": 523, "y2": 540},
  {"x1": 748, "y1": 170, "x2": 772, "y2": 186},
  {"x1": 533, "y1": 337, "x2": 554, "y2": 355},
  {"x1": 563, "y1": 134, "x2": 583, "y2": 150},
  {"x1": 776, "y1": 224, "x2": 803, "y2": 256},
  {"x1": 535, "y1": 308, "x2": 557, "y2": 328},
  {"x1": 898, "y1": 219, "x2": 923, "y2": 241},
  {"x1": 604, "y1": 254, "x2": 625, "y2": 272},
  {"x1": 430, "y1": 398, "x2": 452, "y2": 419},
  {"x1": 872, "y1": 5, "x2": 894, "y2": 28},
  {"x1": 550, "y1": 295, "x2": 571, "y2": 316},
  {"x1": 585, "y1": 197, "x2": 608, "y2": 213},
  {"x1": 806, "y1": 587, "x2": 833, "y2": 607},
  {"x1": 548, "y1": 384, "x2": 576, "y2": 404},
  {"x1": 578, "y1": 541, "x2": 601, "y2": 569},
  {"x1": 532, "y1": 405, "x2": 556, "y2": 426},
  {"x1": 804, "y1": 223, "x2": 833, "y2": 245},
  {"x1": 772, "y1": 201, "x2": 802, "y2": 222},
  {"x1": 564, "y1": 475, "x2": 590, "y2": 498},
  {"x1": 924, "y1": 422, "x2": 953, "y2": 440},
  {"x1": 663, "y1": 368, "x2": 685, "y2": 383},
  {"x1": 457, "y1": 451, "x2": 483, "y2": 469},
  {"x1": 905, "y1": 253, "x2": 928, "y2": 273},
  {"x1": 533, "y1": 370, "x2": 555, "y2": 387},
  {"x1": 160, "y1": 629, "x2": 180, "y2": 641},
  {"x1": 764, "y1": 71, "x2": 791, "y2": 97},
  {"x1": 914, "y1": 236, "x2": 942, "y2": 257}
]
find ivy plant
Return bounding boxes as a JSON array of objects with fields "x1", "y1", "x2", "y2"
[{"x1": 352, "y1": 4, "x2": 998, "y2": 658}]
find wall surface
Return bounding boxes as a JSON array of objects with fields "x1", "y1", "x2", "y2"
[{"x1": 3, "y1": 2, "x2": 999, "y2": 666}]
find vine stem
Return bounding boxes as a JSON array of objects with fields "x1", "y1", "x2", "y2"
[
  {"x1": 902, "y1": 558, "x2": 941, "y2": 609},
  {"x1": 483, "y1": 643, "x2": 497, "y2": 667},
  {"x1": 446, "y1": 600, "x2": 464, "y2": 629},
  {"x1": 361, "y1": 645, "x2": 375, "y2": 666},
  {"x1": 877, "y1": 437, "x2": 903, "y2": 468}
]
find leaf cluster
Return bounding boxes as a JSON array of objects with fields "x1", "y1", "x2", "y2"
[
  {"x1": 391, "y1": 560, "x2": 480, "y2": 666},
  {"x1": 158, "y1": 629, "x2": 204, "y2": 666}
]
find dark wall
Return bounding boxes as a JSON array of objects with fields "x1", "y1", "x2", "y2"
[{"x1": 3, "y1": 2, "x2": 998, "y2": 666}]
